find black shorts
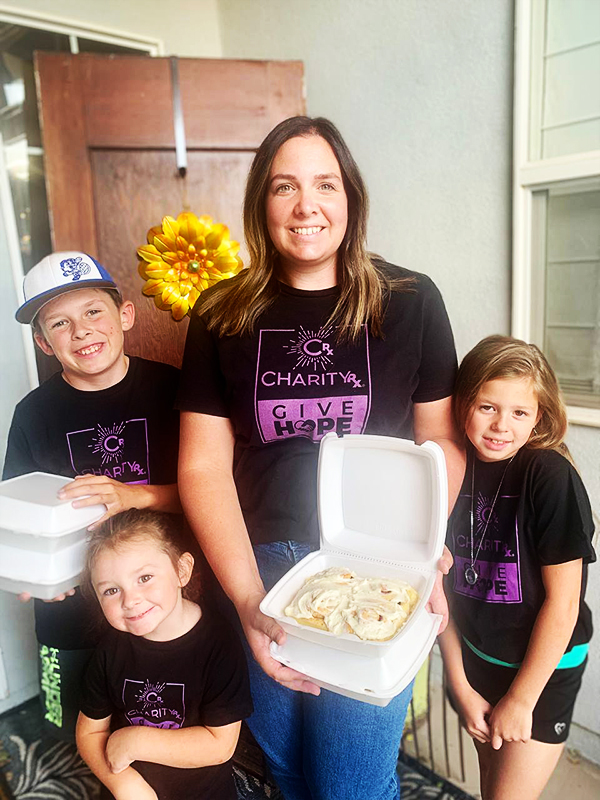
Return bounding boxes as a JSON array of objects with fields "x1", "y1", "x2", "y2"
[{"x1": 457, "y1": 641, "x2": 586, "y2": 744}]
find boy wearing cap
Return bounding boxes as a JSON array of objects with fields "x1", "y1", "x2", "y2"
[{"x1": 3, "y1": 251, "x2": 181, "y2": 739}]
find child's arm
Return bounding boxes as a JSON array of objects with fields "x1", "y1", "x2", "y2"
[
  {"x1": 438, "y1": 617, "x2": 493, "y2": 743},
  {"x1": 488, "y1": 558, "x2": 583, "y2": 750},
  {"x1": 104, "y1": 720, "x2": 241, "y2": 773},
  {"x1": 76, "y1": 712, "x2": 158, "y2": 800},
  {"x1": 58, "y1": 475, "x2": 181, "y2": 526}
]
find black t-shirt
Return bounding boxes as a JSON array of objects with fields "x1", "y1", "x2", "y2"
[
  {"x1": 80, "y1": 610, "x2": 253, "y2": 800},
  {"x1": 446, "y1": 447, "x2": 595, "y2": 664},
  {"x1": 3, "y1": 356, "x2": 181, "y2": 648},
  {"x1": 176, "y1": 263, "x2": 457, "y2": 545}
]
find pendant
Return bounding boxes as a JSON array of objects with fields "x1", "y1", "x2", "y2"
[{"x1": 464, "y1": 565, "x2": 478, "y2": 585}]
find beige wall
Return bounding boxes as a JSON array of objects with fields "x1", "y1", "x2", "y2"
[
  {"x1": 218, "y1": 0, "x2": 514, "y2": 360},
  {"x1": 3, "y1": 0, "x2": 222, "y2": 56}
]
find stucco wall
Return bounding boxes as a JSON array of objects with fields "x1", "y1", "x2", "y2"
[{"x1": 218, "y1": 0, "x2": 514, "y2": 359}]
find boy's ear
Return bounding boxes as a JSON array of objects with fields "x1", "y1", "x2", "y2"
[
  {"x1": 177, "y1": 552, "x2": 195, "y2": 588},
  {"x1": 120, "y1": 300, "x2": 135, "y2": 332},
  {"x1": 33, "y1": 331, "x2": 55, "y2": 357}
]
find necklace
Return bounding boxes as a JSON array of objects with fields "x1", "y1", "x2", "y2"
[{"x1": 465, "y1": 454, "x2": 515, "y2": 586}]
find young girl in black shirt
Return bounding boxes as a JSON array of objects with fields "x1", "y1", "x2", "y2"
[
  {"x1": 76, "y1": 510, "x2": 252, "y2": 800},
  {"x1": 439, "y1": 335, "x2": 595, "y2": 800}
]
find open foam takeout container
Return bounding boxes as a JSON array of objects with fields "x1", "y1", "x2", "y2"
[
  {"x1": 260, "y1": 433, "x2": 447, "y2": 704},
  {"x1": 0, "y1": 472, "x2": 105, "y2": 599}
]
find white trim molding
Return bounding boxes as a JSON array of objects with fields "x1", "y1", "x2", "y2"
[
  {"x1": 0, "y1": 3, "x2": 163, "y2": 55},
  {"x1": 513, "y1": 0, "x2": 600, "y2": 428}
]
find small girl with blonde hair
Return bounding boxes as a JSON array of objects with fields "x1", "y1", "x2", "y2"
[
  {"x1": 76, "y1": 509, "x2": 252, "y2": 800},
  {"x1": 439, "y1": 335, "x2": 595, "y2": 800}
]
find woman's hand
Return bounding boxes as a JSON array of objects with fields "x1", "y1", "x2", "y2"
[
  {"x1": 238, "y1": 593, "x2": 320, "y2": 695},
  {"x1": 488, "y1": 693, "x2": 533, "y2": 750},
  {"x1": 426, "y1": 545, "x2": 453, "y2": 633},
  {"x1": 450, "y1": 684, "x2": 493, "y2": 744}
]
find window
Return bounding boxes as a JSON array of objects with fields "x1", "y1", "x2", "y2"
[
  {"x1": 0, "y1": 7, "x2": 162, "y2": 467},
  {"x1": 513, "y1": 0, "x2": 600, "y2": 425},
  {"x1": 0, "y1": 9, "x2": 160, "y2": 274}
]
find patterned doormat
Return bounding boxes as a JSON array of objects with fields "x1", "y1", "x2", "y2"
[{"x1": 0, "y1": 699, "x2": 473, "y2": 799}]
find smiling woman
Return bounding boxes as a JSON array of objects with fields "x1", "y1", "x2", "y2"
[
  {"x1": 176, "y1": 115, "x2": 465, "y2": 800},
  {"x1": 265, "y1": 135, "x2": 349, "y2": 287}
]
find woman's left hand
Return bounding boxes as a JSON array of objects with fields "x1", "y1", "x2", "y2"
[
  {"x1": 426, "y1": 545, "x2": 453, "y2": 633},
  {"x1": 238, "y1": 593, "x2": 321, "y2": 695}
]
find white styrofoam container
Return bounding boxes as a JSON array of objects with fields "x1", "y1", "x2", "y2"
[
  {"x1": 0, "y1": 539, "x2": 90, "y2": 600},
  {"x1": 0, "y1": 472, "x2": 106, "y2": 598},
  {"x1": 270, "y1": 605, "x2": 440, "y2": 706},
  {"x1": 0, "y1": 472, "x2": 105, "y2": 539},
  {"x1": 261, "y1": 434, "x2": 447, "y2": 657},
  {"x1": 260, "y1": 433, "x2": 447, "y2": 705}
]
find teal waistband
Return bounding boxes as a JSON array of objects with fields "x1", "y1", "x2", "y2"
[{"x1": 463, "y1": 636, "x2": 589, "y2": 670}]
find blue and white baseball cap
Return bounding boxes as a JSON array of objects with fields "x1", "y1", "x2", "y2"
[{"x1": 16, "y1": 251, "x2": 119, "y2": 324}]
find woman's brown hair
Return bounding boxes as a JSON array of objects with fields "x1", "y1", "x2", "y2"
[
  {"x1": 198, "y1": 116, "x2": 414, "y2": 342},
  {"x1": 453, "y1": 335, "x2": 570, "y2": 457}
]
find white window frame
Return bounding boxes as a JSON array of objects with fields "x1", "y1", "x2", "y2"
[
  {"x1": 513, "y1": 0, "x2": 600, "y2": 427},
  {"x1": 0, "y1": 4, "x2": 163, "y2": 55}
]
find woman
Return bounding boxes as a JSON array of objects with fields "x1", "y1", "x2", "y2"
[{"x1": 177, "y1": 116, "x2": 463, "y2": 800}]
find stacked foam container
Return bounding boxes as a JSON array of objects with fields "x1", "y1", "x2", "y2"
[
  {"x1": 0, "y1": 473, "x2": 105, "y2": 599},
  {"x1": 261, "y1": 433, "x2": 447, "y2": 706}
]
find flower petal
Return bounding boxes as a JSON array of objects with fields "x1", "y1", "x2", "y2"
[
  {"x1": 171, "y1": 296, "x2": 189, "y2": 320},
  {"x1": 137, "y1": 245, "x2": 163, "y2": 263},
  {"x1": 206, "y1": 224, "x2": 228, "y2": 250},
  {"x1": 162, "y1": 216, "x2": 179, "y2": 240},
  {"x1": 142, "y1": 279, "x2": 165, "y2": 296},
  {"x1": 177, "y1": 212, "x2": 202, "y2": 244},
  {"x1": 146, "y1": 225, "x2": 163, "y2": 244},
  {"x1": 161, "y1": 252, "x2": 180, "y2": 266},
  {"x1": 144, "y1": 265, "x2": 169, "y2": 280},
  {"x1": 188, "y1": 287, "x2": 200, "y2": 307},
  {"x1": 154, "y1": 294, "x2": 170, "y2": 310},
  {"x1": 162, "y1": 284, "x2": 181, "y2": 305}
]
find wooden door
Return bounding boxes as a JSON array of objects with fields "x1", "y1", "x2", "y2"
[{"x1": 34, "y1": 53, "x2": 304, "y2": 378}]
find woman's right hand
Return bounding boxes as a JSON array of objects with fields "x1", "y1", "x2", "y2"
[{"x1": 238, "y1": 594, "x2": 321, "y2": 695}]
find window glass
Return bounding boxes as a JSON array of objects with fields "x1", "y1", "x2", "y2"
[
  {"x1": 0, "y1": 24, "x2": 69, "y2": 270},
  {"x1": 0, "y1": 22, "x2": 151, "y2": 274},
  {"x1": 529, "y1": 0, "x2": 600, "y2": 160},
  {"x1": 536, "y1": 182, "x2": 600, "y2": 408},
  {"x1": 77, "y1": 37, "x2": 150, "y2": 55}
]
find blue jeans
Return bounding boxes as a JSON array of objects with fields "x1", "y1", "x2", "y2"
[{"x1": 245, "y1": 541, "x2": 412, "y2": 800}]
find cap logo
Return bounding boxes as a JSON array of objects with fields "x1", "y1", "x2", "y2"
[{"x1": 60, "y1": 255, "x2": 91, "y2": 282}]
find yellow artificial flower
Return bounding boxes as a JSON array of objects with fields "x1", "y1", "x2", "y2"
[{"x1": 137, "y1": 212, "x2": 244, "y2": 320}]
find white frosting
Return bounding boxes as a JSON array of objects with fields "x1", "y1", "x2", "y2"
[{"x1": 284, "y1": 567, "x2": 419, "y2": 641}]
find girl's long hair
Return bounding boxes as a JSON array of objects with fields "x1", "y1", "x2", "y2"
[
  {"x1": 197, "y1": 115, "x2": 414, "y2": 341},
  {"x1": 453, "y1": 335, "x2": 570, "y2": 458}
]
